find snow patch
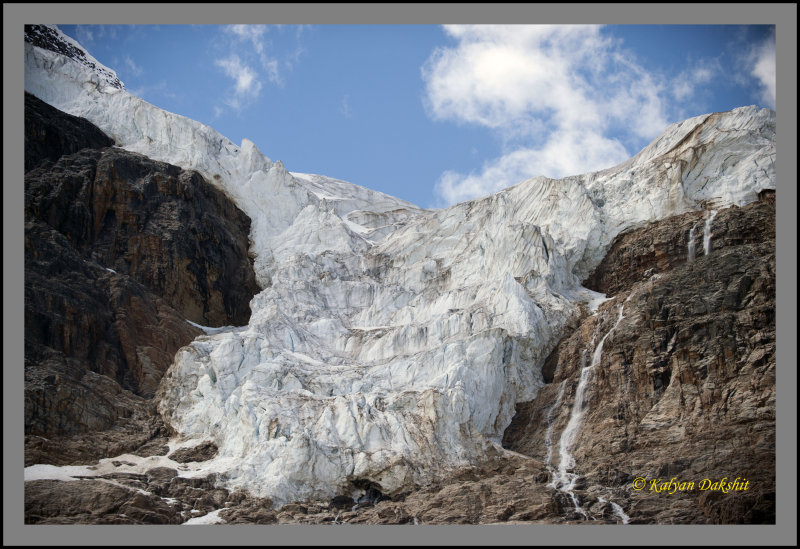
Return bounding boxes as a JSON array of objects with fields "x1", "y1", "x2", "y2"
[{"x1": 183, "y1": 508, "x2": 227, "y2": 525}]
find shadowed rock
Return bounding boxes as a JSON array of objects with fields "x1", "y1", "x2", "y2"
[{"x1": 25, "y1": 92, "x2": 114, "y2": 172}]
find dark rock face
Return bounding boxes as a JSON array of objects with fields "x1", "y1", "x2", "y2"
[
  {"x1": 26, "y1": 146, "x2": 259, "y2": 327},
  {"x1": 582, "y1": 201, "x2": 774, "y2": 298},
  {"x1": 25, "y1": 470, "x2": 231, "y2": 525},
  {"x1": 24, "y1": 96, "x2": 259, "y2": 465},
  {"x1": 25, "y1": 92, "x2": 115, "y2": 172},
  {"x1": 25, "y1": 479, "x2": 183, "y2": 525},
  {"x1": 503, "y1": 200, "x2": 775, "y2": 524}
]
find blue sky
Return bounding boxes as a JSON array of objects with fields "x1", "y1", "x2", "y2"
[{"x1": 58, "y1": 24, "x2": 776, "y2": 209}]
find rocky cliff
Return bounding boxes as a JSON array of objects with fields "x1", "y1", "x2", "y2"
[
  {"x1": 24, "y1": 92, "x2": 259, "y2": 465},
  {"x1": 503, "y1": 197, "x2": 775, "y2": 524}
]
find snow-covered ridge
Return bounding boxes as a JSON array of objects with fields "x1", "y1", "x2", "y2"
[
  {"x1": 24, "y1": 24, "x2": 123, "y2": 91},
  {"x1": 25, "y1": 25, "x2": 776, "y2": 506}
]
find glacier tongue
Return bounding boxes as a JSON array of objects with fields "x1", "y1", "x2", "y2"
[{"x1": 25, "y1": 25, "x2": 776, "y2": 506}]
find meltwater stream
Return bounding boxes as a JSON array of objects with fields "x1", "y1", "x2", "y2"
[
  {"x1": 703, "y1": 210, "x2": 718, "y2": 256},
  {"x1": 543, "y1": 380, "x2": 568, "y2": 480},
  {"x1": 687, "y1": 223, "x2": 698, "y2": 263},
  {"x1": 550, "y1": 296, "x2": 633, "y2": 521},
  {"x1": 598, "y1": 497, "x2": 631, "y2": 524}
]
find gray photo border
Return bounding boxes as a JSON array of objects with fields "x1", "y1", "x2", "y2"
[{"x1": 4, "y1": 3, "x2": 797, "y2": 546}]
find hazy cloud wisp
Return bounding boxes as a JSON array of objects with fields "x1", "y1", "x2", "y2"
[
  {"x1": 215, "y1": 54, "x2": 262, "y2": 111},
  {"x1": 213, "y1": 24, "x2": 306, "y2": 116}
]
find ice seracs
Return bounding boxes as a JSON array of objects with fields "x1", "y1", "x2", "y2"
[{"x1": 25, "y1": 25, "x2": 777, "y2": 507}]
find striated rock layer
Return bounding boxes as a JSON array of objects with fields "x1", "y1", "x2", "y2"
[{"x1": 24, "y1": 25, "x2": 777, "y2": 522}]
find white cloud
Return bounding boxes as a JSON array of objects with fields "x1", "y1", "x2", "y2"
[
  {"x1": 749, "y1": 32, "x2": 776, "y2": 108},
  {"x1": 74, "y1": 24, "x2": 119, "y2": 45},
  {"x1": 671, "y1": 59, "x2": 719, "y2": 103},
  {"x1": 436, "y1": 131, "x2": 630, "y2": 206},
  {"x1": 75, "y1": 25, "x2": 94, "y2": 44},
  {"x1": 215, "y1": 54, "x2": 262, "y2": 110},
  {"x1": 212, "y1": 25, "x2": 307, "y2": 115},
  {"x1": 423, "y1": 25, "x2": 672, "y2": 206},
  {"x1": 227, "y1": 24, "x2": 268, "y2": 54},
  {"x1": 124, "y1": 55, "x2": 143, "y2": 77},
  {"x1": 340, "y1": 94, "x2": 353, "y2": 118},
  {"x1": 224, "y1": 24, "x2": 283, "y2": 85}
]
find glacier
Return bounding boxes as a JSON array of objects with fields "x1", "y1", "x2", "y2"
[{"x1": 25, "y1": 26, "x2": 777, "y2": 506}]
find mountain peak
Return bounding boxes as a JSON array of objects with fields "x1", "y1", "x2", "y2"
[{"x1": 24, "y1": 24, "x2": 123, "y2": 91}]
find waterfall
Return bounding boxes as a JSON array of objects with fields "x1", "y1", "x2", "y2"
[
  {"x1": 544, "y1": 380, "x2": 567, "y2": 482},
  {"x1": 598, "y1": 497, "x2": 631, "y2": 525},
  {"x1": 591, "y1": 303, "x2": 626, "y2": 368},
  {"x1": 687, "y1": 223, "x2": 697, "y2": 262},
  {"x1": 703, "y1": 210, "x2": 718, "y2": 256},
  {"x1": 552, "y1": 348, "x2": 592, "y2": 518},
  {"x1": 551, "y1": 296, "x2": 631, "y2": 519}
]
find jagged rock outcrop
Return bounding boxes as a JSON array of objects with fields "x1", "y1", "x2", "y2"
[
  {"x1": 503, "y1": 199, "x2": 775, "y2": 524},
  {"x1": 24, "y1": 96, "x2": 259, "y2": 464},
  {"x1": 25, "y1": 479, "x2": 184, "y2": 525},
  {"x1": 24, "y1": 25, "x2": 123, "y2": 92}
]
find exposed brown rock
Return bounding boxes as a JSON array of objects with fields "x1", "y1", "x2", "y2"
[
  {"x1": 263, "y1": 448, "x2": 587, "y2": 525},
  {"x1": 503, "y1": 200, "x2": 775, "y2": 524},
  {"x1": 582, "y1": 201, "x2": 774, "y2": 299},
  {"x1": 25, "y1": 479, "x2": 182, "y2": 525},
  {"x1": 24, "y1": 98, "x2": 259, "y2": 462},
  {"x1": 219, "y1": 495, "x2": 278, "y2": 524},
  {"x1": 25, "y1": 146, "x2": 259, "y2": 328},
  {"x1": 168, "y1": 441, "x2": 219, "y2": 463},
  {"x1": 23, "y1": 407, "x2": 169, "y2": 467}
]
